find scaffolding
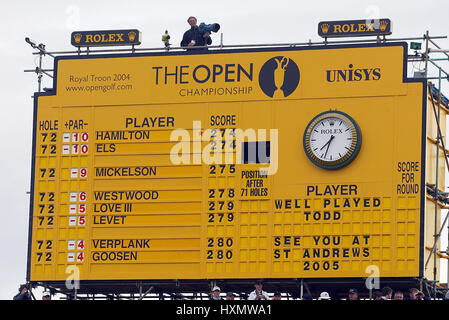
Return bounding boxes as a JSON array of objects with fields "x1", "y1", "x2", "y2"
[
  {"x1": 24, "y1": 31, "x2": 449, "y2": 300},
  {"x1": 420, "y1": 32, "x2": 449, "y2": 299}
]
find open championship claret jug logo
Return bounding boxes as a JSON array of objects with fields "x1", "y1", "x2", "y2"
[{"x1": 258, "y1": 56, "x2": 300, "y2": 98}]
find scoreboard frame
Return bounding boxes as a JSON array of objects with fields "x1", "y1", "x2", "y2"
[{"x1": 26, "y1": 41, "x2": 428, "y2": 293}]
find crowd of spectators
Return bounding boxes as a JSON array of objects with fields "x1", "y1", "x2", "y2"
[
  {"x1": 13, "y1": 281, "x2": 449, "y2": 300},
  {"x1": 207, "y1": 280, "x2": 449, "y2": 300}
]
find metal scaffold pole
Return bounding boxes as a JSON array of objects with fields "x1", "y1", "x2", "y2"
[
  {"x1": 24, "y1": 37, "x2": 55, "y2": 95},
  {"x1": 434, "y1": 78, "x2": 440, "y2": 298}
]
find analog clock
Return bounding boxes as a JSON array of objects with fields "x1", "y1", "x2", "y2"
[{"x1": 303, "y1": 110, "x2": 362, "y2": 169}]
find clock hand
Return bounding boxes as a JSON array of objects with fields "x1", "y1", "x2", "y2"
[
  {"x1": 324, "y1": 135, "x2": 335, "y2": 158},
  {"x1": 319, "y1": 135, "x2": 334, "y2": 151}
]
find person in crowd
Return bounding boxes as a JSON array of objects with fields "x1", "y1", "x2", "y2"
[
  {"x1": 318, "y1": 292, "x2": 331, "y2": 300},
  {"x1": 225, "y1": 292, "x2": 236, "y2": 300},
  {"x1": 393, "y1": 291, "x2": 404, "y2": 300},
  {"x1": 381, "y1": 286, "x2": 393, "y2": 300},
  {"x1": 42, "y1": 292, "x2": 51, "y2": 300},
  {"x1": 248, "y1": 280, "x2": 270, "y2": 300},
  {"x1": 407, "y1": 288, "x2": 425, "y2": 300},
  {"x1": 180, "y1": 16, "x2": 212, "y2": 50},
  {"x1": 373, "y1": 291, "x2": 383, "y2": 300},
  {"x1": 406, "y1": 288, "x2": 417, "y2": 300},
  {"x1": 416, "y1": 292, "x2": 427, "y2": 300},
  {"x1": 272, "y1": 291, "x2": 281, "y2": 300},
  {"x1": 209, "y1": 286, "x2": 223, "y2": 300},
  {"x1": 13, "y1": 284, "x2": 32, "y2": 300},
  {"x1": 347, "y1": 288, "x2": 359, "y2": 300}
]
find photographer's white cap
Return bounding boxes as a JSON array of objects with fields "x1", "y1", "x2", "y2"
[
  {"x1": 212, "y1": 286, "x2": 221, "y2": 292},
  {"x1": 318, "y1": 292, "x2": 331, "y2": 300}
]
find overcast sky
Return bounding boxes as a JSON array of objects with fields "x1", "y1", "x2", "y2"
[{"x1": 1, "y1": 0, "x2": 448, "y2": 300}]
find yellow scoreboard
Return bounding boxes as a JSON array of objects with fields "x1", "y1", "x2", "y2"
[{"x1": 27, "y1": 43, "x2": 426, "y2": 283}]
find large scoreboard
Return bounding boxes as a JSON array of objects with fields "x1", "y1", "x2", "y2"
[{"x1": 27, "y1": 43, "x2": 426, "y2": 284}]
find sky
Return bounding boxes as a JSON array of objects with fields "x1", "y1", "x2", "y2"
[{"x1": 0, "y1": 0, "x2": 448, "y2": 300}]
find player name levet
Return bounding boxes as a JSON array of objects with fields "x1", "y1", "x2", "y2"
[
  {"x1": 95, "y1": 166, "x2": 157, "y2": 177},
  {"x1": 93, "y1": 215, "x2": 127, "y2": 224}
]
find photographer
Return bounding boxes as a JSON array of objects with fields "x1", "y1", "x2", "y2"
[
  {"x1": 13, "y1": 284, "x2": 32, "y2": 300},
  {"x1": 248, "y1": 280, "x2": 270, "y2": 300},
  {"x1": 180, "y1": 16, "x2": 212, "y2": 50},
  {"x1": 407, "y1": 288, "x2": 426, "y2": 300}
]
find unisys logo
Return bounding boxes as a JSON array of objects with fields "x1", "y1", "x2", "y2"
[{"x1": 326, "y1": 64, "x2": 381, "y2": 82}]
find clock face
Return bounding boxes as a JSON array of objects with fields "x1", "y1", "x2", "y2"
[{"x1": 303, "y1": 110, "x2": 361, "y2": 169}]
